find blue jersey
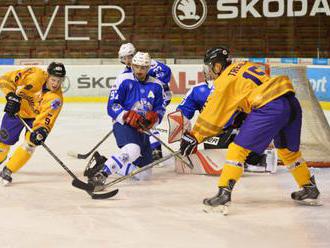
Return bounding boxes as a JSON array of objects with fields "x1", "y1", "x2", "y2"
[
  {"x1": 149, "y1": 60, "x2": 172, "y2": 105},
  {"x1": 177, "y1": 82, "x2": 212, "y2": 120},
  {"x1": 148, "y1": 60, "x2": 171, "y2": 85},
  {"x1": 108, "y1": 72, "x2": 166, "y2": 124},
  {"x1": 177, "y1": 82, "x2": 236, "y2": 129},
  {"x1": 121, "y1": 60, "x2": 172, "y2": 105}
]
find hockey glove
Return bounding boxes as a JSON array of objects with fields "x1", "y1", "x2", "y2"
[
  {"x1": 30, "y1": 127, "x2": 49, "y2": 146},
  {"x1": 4, "y1": 92, "x2": 21, "y2": 116},
  {"x1": 231, "y1": 111, "x2": 247, "y2": 129},
  {"x1": 123, "y1": 110, "x2": 143, "y2": 129},
  {"x1": 180, "y1": 132, "x2": 198, "y2": 156},
  {"x1": 138, "y1": 111, "x2": 159, "y2": 130}
]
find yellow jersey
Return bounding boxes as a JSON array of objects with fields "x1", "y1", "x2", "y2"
[
  {"x1": 0, "y1": 67, "x2": 63, "y2": 132},
  {"x1": 192, "y1": 61, "x2": 295, "y2": 143}
]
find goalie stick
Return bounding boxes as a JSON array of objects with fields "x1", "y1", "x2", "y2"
[
  {"x1": 67, "y1": 130, "x2": 113, "y2": 159},
  {"x1": 19, "y1": 116, "x2": 117, "y2": 199},
  {"x1": 142, "y1": 127, "x2": 194, "y2": 169}
]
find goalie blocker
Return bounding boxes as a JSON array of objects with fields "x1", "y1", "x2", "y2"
[{"x1": 168, "y1": 110, "x2": 277, "y2": 175}]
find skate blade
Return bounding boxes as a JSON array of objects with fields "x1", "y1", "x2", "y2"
[
  {"x1": 294, "y1": 199, "x2": 322, "y2": 206},
  {"x1": 203, "y1": 203, "x2": 230, "y2": 215},
  {"x1": 1, "y1": 179, "x2": 11, "y2": 186}
]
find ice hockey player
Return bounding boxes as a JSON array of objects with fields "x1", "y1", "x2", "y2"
[
  {"x1": 0, "y1": 62, "x2": 66, "y2": 185},
  {"x1": 85, "y1": 52, "x2": 165, "y2": 189},
  {"x1": 176, "y1": 65, "x2": 272, "y2": 172},
  {"x1": 180, "y1": 47, "x2": 320, "y2": 212},
  {"x1": 118, "y1": 43, "x2": 172, "y2": 161}
]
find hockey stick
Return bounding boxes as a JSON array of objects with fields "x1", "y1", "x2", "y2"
[
  {"x1": 18, "y1": 116, "x2": 93, "y2": 191},
  {"x1": 67, "y1": 129, "x2": 113, "y2": 159},
  {"x1": 19, "y1": 117, "x2": 118, "y2": 199},
  {"x1": 90, "y1": 152, "x2": 179, "y2": 199},
  {"x1": 106, "y1": 151, "x2": 180, "y2": 187},
  {"x1": 142, "y1": 126, "x2": 194, "y2": 169}
]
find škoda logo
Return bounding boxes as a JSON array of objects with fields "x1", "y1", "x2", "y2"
[{"x1": 172, "y1": 0, "x2": 207, "y2": 30}]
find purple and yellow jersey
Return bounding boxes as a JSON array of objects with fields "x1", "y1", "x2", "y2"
[
  {"x1": 0, "y1": 67, "x2": 63, "y2": 132},
  {"x1": 192, "y1": 61, "x2": 295, "y2": 143}
]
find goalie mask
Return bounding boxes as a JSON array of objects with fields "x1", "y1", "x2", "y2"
[{"x1": 118, "y1": 43, "x2": 136, "y2": 65}]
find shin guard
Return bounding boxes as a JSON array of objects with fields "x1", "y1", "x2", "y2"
[{"x1": 218, "y1": 143, "x2": 250, "y2": 187}]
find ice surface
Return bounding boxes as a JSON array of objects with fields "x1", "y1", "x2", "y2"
[{"x1": 0, "y1": 103, "x2": 329, "y2": 248}]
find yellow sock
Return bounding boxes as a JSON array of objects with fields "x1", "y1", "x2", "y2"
[
  {"x1": 218, "y1": 142, "x2": 250, "y2": 187},
  {"x1": 278, "y1": 148, "x2": 311, "y2": 187},
  {"x1": 5, "y1": 145, "x2": 33, "y2": 173},
  {"x1": 0, "y1": 143, "x2": 10, "y2": 164}
]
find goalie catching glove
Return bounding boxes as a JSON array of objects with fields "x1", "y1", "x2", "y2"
[
  {"x1": 180, "y1": 132, "x2": 198, "y2": 156},
  {"x1": 29, "y1": 127, "x2": 49, "y2": 146}
]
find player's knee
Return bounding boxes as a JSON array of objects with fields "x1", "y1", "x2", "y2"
[
  {"x1": 277, "y1": 148, "x2": 302, "y2": 165},
  {"x1": 226, "y1": 142, "x2": 250, "y2": 162},
  {"x1": 120, "y1": 143, "x2": 141, "y2": 162},
  {"x1": 0, "y1": 142, "x2": 10, "y2": 163}
]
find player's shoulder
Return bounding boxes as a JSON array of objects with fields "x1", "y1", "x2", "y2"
[
  {"x1": 115, "y1": 72, "x2": 134, "y2": 85},
  {"x1": 146, "y1": 76, "x2": 164, "y2": 91},
  {"x1": 191, "y1": 82, "x2": 210, "y2": 93},
  {"x1": 30, "y1": 66, "x2": 48, "y2": 81},
  {"x1": 151, "y1": 59, "x2": 170, "y2": 69},
  {"x1": 42, "y1": 88, "x2": 63, "y2": 110}
]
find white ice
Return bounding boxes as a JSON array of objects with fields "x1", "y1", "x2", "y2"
[{"x1": 0, "y1": 103, "x2": 329, "y2": 248}]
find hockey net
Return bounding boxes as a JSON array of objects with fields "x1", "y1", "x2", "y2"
[
  {"x1": 267, "y1": 64, "x2": 330, "y2": 167},
  {"x1": 175, "y1": 63, "x2": 330, "y2": 174}
]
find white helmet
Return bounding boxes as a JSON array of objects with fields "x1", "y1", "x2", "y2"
[
  {"x1": 118, "y1": 43, "x2": 136, "y2": 60},
  {"x1": 132, "y1": 52, "x2": 151, "y2": 67}
]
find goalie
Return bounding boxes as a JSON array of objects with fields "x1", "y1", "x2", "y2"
[
  {"x1": 84, "y1": 52, "x2": 165, "y2": 189},
  {"x1": 180, "y1": 47, "x2": 320, "y2": 210},
  {"x1": 174, "y1": 65, "x2": 275, "y2": 173},
  {"x1": 0, "y1": 62, "x2": 66, "y2": 185}
]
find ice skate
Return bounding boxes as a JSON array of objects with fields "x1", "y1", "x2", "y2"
[
  {"x1": 203, "y1": 180, "x2": 235, "y2": 215},
  {"x1": 152, "y1": 146, "x2": 163, "y2": 162},
  {"x1": 291, "y1": 176, "x2": 321, "y2": 206},
  {"x1": 84, "y1": 151, "x2": 108, "y2": 191},
  {"x1": 0, "y1": 166, "x2": 12, "y2": 186}
]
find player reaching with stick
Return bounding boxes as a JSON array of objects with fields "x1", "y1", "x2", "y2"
[
  {"x1": 0, "y1": 62, "x2": 66, "y2": 185},
  {"x1": 84, "y1": 52, "x2": 165, "y2": 190},
  {"x1": 179, "y1": 47, "x2": 320, "y2": 213}
]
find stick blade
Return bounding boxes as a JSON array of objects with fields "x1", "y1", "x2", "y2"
[
  {"x1": 67, "y1": 150, "x2": 78, "y2": 158},
  {"x1": 77, "y1": 153, "x2": 90, "y2": 159},
  {"x1": 89, "y1": 189, "x2": 119, "y2": 200},
  {"x1": 72, "y1": 178, "x2": 95, "y2": 191}
]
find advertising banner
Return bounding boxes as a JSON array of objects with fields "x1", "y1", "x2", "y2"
[{"x1": 1, "y1": 64, "x2": 330, "y2": 104}]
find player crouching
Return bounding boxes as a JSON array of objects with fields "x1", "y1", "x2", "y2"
[{"x1": 85, "y1": 52, "x2": 165, "y2": 190}]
